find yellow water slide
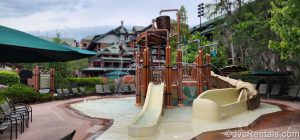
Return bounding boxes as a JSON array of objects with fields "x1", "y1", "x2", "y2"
[
  {"x1": 128, "y1": 82, "x2": 164, "y2": 139},
  {"x1": 192, "y1": 71, "x2": 258, "y2": 121}
]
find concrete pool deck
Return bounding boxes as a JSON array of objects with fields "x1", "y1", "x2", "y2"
[
  {"x1": 1, "y1": 96, "x2": 299, "y2": 140},
  {"x1": 0, "y1": 95, "x2": 132, "y2": 140}
]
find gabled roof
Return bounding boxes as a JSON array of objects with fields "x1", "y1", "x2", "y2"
[
  {"x1": 81, "y1": 35, "x2": 94, "y2": 42},
  {"x1": 98, "y1": 43, "x2": 133, "y2": 55},
  {"x1": 87, "y1": 26, "x2": 128, "y2": 50},
  {"x1": 39, "y1": 36, "x2": 76, "y2": 47},
  {"x1": 132, "y1": 26, "x2": 146, "y2": 32},
  {"x1": 87, "y1": 24, "x2": 153, "y2": 51}
]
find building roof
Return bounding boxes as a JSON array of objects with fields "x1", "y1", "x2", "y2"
[
  {"x1": 40, "y1": 36, "x2": 77, "y2": 47},
  {"x1": 132, "y1": 26, "x2": 146, "y2": 32},
  {"x1": 87, "y1": 24, "x2": 153, "y2": 51},
  {"x1": 87, "y1": 25, "x2": 128, "y2": 50},
  {"x1": 81, "y1": 35, "x2": 94, "y2": 42},
  {"x1": 98, "y1": 43, "x2": 133, "y2": 55}
]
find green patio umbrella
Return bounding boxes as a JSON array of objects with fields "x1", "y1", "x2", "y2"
[
  {"x1": 0, "y1": 25, "x2": 96, "y2": 63},
  {"x1": 104, "y1": 70, "x2": 128, "y2": 76}
]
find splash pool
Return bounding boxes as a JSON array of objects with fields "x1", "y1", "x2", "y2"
[{"x1": 71, "y1": 97, "x2": 280, "y2": 140}]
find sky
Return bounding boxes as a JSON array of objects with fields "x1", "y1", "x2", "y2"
[{"x1": 0, "y1": 0, "x2": 214, "y2": 40}]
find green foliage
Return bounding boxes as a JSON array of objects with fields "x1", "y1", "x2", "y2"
[
  {"x1": 231, "y1": 0, "x2": 278, "y2": 69},
  {"x1": 170, "y1": 6, "x2": 191, "y2": 64},
  {"x1": 37, "y1": 93, "x2": 53, "y2": 102},
  {"x1": 67, "y1": 77, "x2": 103, "y2": 87},
  {"x1": 67, "y1": 58, "x2": 89, "y2": 74},
  {"x1": 0, "y1": 96, "x2": 4, "y2": 104},
  {"x1": 0, "y1": 84, "x2": 37, "y2": 103},
  {"x1": 108, "y1": 79, "x2": 115, "y2": 93},
  {"x1": 53, "y1": 33, "x2": 63, "y2": 44},
  {"x1": 44, "y1": 62, "x2": 71, "y2": 88},
  {"x1": 269, "y1": 0, "x2": 300, "y2": 59},
  {"x1": 86, "y1": 86, "x2": 96, "y2": 94},
  {"x1": 182, "y1": 32, "x2": 228, "y2": 68},
  {"x1": 0, "y1": 71, "x2": 20, "y2": 85}
]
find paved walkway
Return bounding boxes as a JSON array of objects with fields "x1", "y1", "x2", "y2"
[{"x1": 0, "y1": 96, "x2": 114, "y2": 140}]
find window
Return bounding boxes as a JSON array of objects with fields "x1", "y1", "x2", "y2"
[
  {"x1": 104, "y1": 62, "x2": 110, "y2": 67},
  {"x1": 113, "y1": 63, "x2": 119, "y2": 67},
  {"x1": 152, "y1": 49, "x2": 157, "y2": 54}
]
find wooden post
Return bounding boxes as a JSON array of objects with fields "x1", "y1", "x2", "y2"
[
  {"x1": 197, "y1": 50, "x2": 204, "y2": 94},
  {"x1": 33, "y1": 66, "x2": 40, "y2": 92},
  {"x1": 142, "y1": 48, "x2": 149, "y2": 105},
  {"x1": 165, "y1": 46, "x2": 172, "y2": 108},
  {"x1": 135, "y1": 52, "x2": 141, "y2": 106},
  {"x1": 177, "y1": 49, "x2": 183, "y2": 106},
  {"x1": 50, "y1": 69, "x2": 55, "y2": 96},
  {"x1": 206, "y1": 54, "x2": 212, "y2": 89}
]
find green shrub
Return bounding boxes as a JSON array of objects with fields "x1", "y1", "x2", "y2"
[
  {"x1": 0, "y1": 84, "x2": 37, "y2": 103},
  {"x1": 86, "y1": 86, "x2": 96, "y2": 94},
  {"x1": 0, "y1": 71, "x2": 20, "y2": 85},
  {"x1": 0, "y1": 96, "x2": 4, "y2": 104},
  {"x1": 108, "y1": 79, "x2": 115, "y2": 93},
  {"x1": 38, "y1": 93, "x2": 53, "y2": 102},
  {"x1": 67, "y1": 77, "x2": 103, "y2": 87}
]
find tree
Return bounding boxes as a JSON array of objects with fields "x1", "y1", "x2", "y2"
[
  {"x1": 206, "y1": 0, "x2": 244, "y2": 65},
  {"x1": 205, "y1": 0, "x2": 286, "y2": 71},
  {"x1": 231, "y1": 0, "x2": 282, "y2": 70},
  {"x1": 269, "y1": 0, "x2": 300, "y2": 60},
  {"x1": 170, "y1": 6, "x2": 190, "y2": 64},
  {"x1": 179, "y1": 32, "x2": 228, "y2": 69},
  {"x1": 47, "y1": 33, "x2": 89, "y2": 87}
]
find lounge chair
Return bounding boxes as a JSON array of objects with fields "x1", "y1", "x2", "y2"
[
  {"x1": 270, "y1": 84, "x2": 281, "y2": 96},
  {"x1": 0, "y1": 115, "x2": 13, "y2": 140},
  {"x1": 121, "y1": 84, "x2": 130, "y2": 94},
  {"x1": 288, "y1": 85, "x2": 299, "y2": 98},
  {"x1": 63, "y1": 89, "x2": 73, "y2": 99},
  {"x1": 6, "y1": 98, "x2": 32, "y2": 122},
  {"x1": 54, "y1": 89, "x2": 64, "y2": 99},
  {"x1": 258, "y1": 84, "x2": 268, "y2": 95},
  {"x1": 60, "y1": 130, "x2": 76, "y2": 140},
  {"x1": 95, "y1": 85, "x2": 104, "y2": 95},
  {"x1": 103, "y1": 84, "x2": 112, "y2": 95},
  {"x1": 114, "y1": 85, "x2": 122, "y2": 94},
  {"x1": 79, "y1": 87, "x2": 87, "y2": 96},
  {"x1": 71, "y1": 88, "x2": 81, "y2": 97},
  {"x1": 129, "y1": 84, "x2": 136, "y2": 93},
  {"x1": 0, "y1": 102, "x2": 26, "y2": 138}
]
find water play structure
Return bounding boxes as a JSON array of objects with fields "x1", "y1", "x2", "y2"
[{"x1": 128, "y1": 9, "x2": 260, "y2": 139}]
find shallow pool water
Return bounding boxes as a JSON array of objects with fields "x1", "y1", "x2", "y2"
[{"x1": 71, "y1": 97, "x2": 281, "y2": 140}]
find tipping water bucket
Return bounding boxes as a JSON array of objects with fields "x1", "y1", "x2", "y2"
[{"x1": 156, "y1": 16, "x2": 171, "y2": 31}]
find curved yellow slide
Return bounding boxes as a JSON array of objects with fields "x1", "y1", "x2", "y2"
[{"x1": 128, "y1": 82, "x2": 164, "y2": 139}]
